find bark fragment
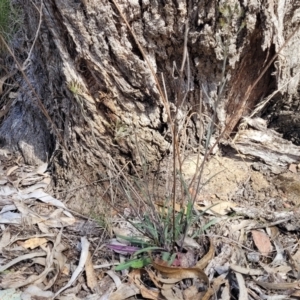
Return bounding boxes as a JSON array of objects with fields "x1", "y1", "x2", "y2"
[{"x1": 232, "y1": 117, "x2": 300, "y2": 169}]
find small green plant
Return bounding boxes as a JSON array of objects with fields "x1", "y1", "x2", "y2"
[{"x1": 114, "y1": 244, "x2": 164, "y2": 271}]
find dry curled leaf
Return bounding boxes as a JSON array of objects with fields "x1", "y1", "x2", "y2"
[
  {"x1": 85, "y1": 251, "x2": 98, "y2": 292},
  {"x1": 196, "y1": 238, "x2": 215, "y2": 270},
  {"x1": 109, "y1": 283, "x2": 140, "y2": 300},
  {"x1": 152, "y1": 258, "x2": 209, "y2": 283},
  {"x1": 254, "y1": 279, "x2": 300, "y2": 290},
  {"x1": 129, "y1": 269, "x2": 160, "y2": 300},
  {"x1": 18, "y1": 237, "x2": 48, "y2": 249},
  {"x1": 289, "y1": 163, "x2": 297, "y2": 174},
  {"x1": 252, "y1": 230, "x2": 272, "y2": 256}
]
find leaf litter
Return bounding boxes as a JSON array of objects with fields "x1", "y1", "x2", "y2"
[{"x1": 1, "y1": 152, "x2": 300, "y2": 299}]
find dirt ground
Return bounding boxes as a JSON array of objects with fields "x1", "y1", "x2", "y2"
[
  {"x1": 1, "y1": 149, "x2": 300, "y2": 299},
  {"x1": 182, "y1": 152, "x2": 300, "y2": 211}
]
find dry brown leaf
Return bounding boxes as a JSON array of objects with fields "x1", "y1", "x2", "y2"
[
  {"x1": 188, "y1": 187, "x2": 200, "y2": 201},
  {"x1": 129, "y1": 269, "x2": 160, "y2": 300},
  {"x1": 231, "y1": 220, "x2": 257, "y2": 231},
  {"x1": 258, "y1": 261, "x2": 278, "y2": 277},
  {"x1": 0, "y1": 175, "x2": 8, "y2": 185},
  {"x1": 193, "y1": 204, "x2": 213, "y2": 215},
  {"x1": 145, "y1": 268, "x2": 163, "y2": 288},
  {"x1": 61, "y1": 264, "x2": 71, "y2": 275},
  {"x1": 289, "y1": 163, "x2": 297, "y2": 173},
  {"x1": 195, "y1": 238, "x2": 215, "y2": 270},
  {"x1": 60, "y1": 282, "x2": 82, "y2": 296},
  {"x1": 201, "y1": 276, "x2": 227, "y2": 300},
  {"x1": 266, "y1": 226, "x2": 280, "y2": 239},
  {"x1": 1, "y1": 245, "x2": 52, "y2": 289},
  {"x1": 254, "y1": 279, "x2": 300, "y2": 290},
  {"x1": 0, "y1": 211, "x2": 22, "y2": 224},
  {"x1": 36, "y1": 162, "x2": 48, "y2": 175},
  {"x1": 21, "y1": 182, "x2": 49, "y2": 194},
  {"x1": 54, "y1": 236, "x2": 90, "y2": 298},
  {"x1": 42, "y1": 176, "x2": 51, "y2": 185},
  {"x1": 6, "y1": 166, "x2": 18, "y2": 176},
  {"x1": 31, "y1": 257, "x2": 47, "y2": 267},
  {"x1": 178, "y1": 236, "x2": 201, "y2": 250},
  {"x1": 235, "y1": 272, "x2": 248, "y2": 299},
  {"x1": 18, "y1": 237, "x2": 48, "y2": 249},
  {"x1": 85, "y1": 251, "x2": 98, "y2": 291},
  {"x1": 38, "y1": 222, "x2": 50, "y2": 233},
  {"x1": 0, "y1": 271, "x2": 27, "y2": 289},
  {"x1": 21, "y1": 285, "x2": 54, "y2": 299},
  {"x1": 109, "y1": 283, "x2": 140, "y2": 300},
  {"x1": 161, "y1": 285, "x2": 183, "y2": 300},
  {"x1": 291, "y1": 290, "x2": 300, "y2": 297},
  {"x1": 183, "y1": 285, "x2": 198, "y2": 299},
  {"x1": 54, "y1": 249, "x2": 68, "y2": 272},
  {"x1": 25, "y1": 190, "x2": 66, "y2": 209},
  {"x1": 251, "y1": 230, "x2": 273, "y2": 256},
  {"x1": 106, "y1": 270, "x2": 122, "y2": 288},
  {"x1": 155, "y1": 275, "x2": 183, "y2": 284},
  {"x1": 205, "y1": 200, "x2": 237, "y2": 216},
  {"x1": 273, "y1": 265, "x2": 292, "y2": 274},
  {"x1": 13, "y1": 200, "x2": 45, "y2": 225},
  {"x1": 152, "y1": 258, "x2": 209, "y2": 283},
  {"x1": 44, "y1": 216, "x2": 76, "y2": 228},
  {"x1": 96, "y1": 275, "x2": 117, "y2": 298},
  {"x1": 0, "y1": 251, "x2": 47, "y2": 273},
  {"x1": 230, "y1": 264, "x2": 264, "y2": 276},
  {"x1": 219, "y1": 281, "x2": 230, "y2": 300},
  {"x1": 44, "y1": 262, "x2": 61, "y2": 290},
  {"x1": 188, "y1": 291, "x2": 213, "y2": 300},
  {"x1": 39, "y1": 234, "x2": 64, "y2": 290},
  {"x1": 147, "y1": 262, "x2": 214, "y2": 300},
  {"x1": 194, "y1": 200, "x2": 237, "y2": 216}
]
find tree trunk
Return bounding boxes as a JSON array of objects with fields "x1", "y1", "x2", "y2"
[{"x1": 0, "y1": 0, "x2": 299, "y2": 211}]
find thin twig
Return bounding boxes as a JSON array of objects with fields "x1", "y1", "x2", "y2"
[{"x1": 23, "y1": 0, "x2": 43, "y2": 70}]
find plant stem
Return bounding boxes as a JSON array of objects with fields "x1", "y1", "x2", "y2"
[{"x1": 172, "y1": 122, "x2": 177, "y2": 251}]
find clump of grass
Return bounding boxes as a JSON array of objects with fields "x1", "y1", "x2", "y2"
[
  {"x1": 107, "y1": 51, "x2": 226, "y2": 272},
  {"x1": 0, "y1": 0, "x2": 21, "y2": 51},
  {"x1": 105, "y1": 2, "x2": 237, "y2": 272},
  {"x1": 115, "y1": 164, "x2": 197, "y2": 252},
  {"x1": 109, "y1": 126, "x2": 221, "y2": 268}
]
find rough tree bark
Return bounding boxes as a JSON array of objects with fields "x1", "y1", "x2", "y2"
[{"x1": 0, "y1": 0, "x2": 299, "y2": 210}]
